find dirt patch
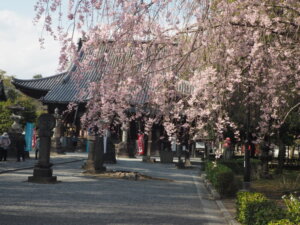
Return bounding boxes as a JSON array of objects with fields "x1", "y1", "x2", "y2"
[{"x1": 84, "y1": 170, "x2": 174, "y2": 182}]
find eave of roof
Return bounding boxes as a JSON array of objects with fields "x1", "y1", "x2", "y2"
[
  {"x1": 11, "y1": 41, "x2": 153, "y2": 105},
  {"x1": 12, "y1": 72, "x2": 67, "y2": 92}
]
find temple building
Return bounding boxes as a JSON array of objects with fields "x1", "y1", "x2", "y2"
[{"x1": 11, "y1": 43, "x2": 162, "y2": 158}]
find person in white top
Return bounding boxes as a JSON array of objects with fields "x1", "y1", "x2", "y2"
[{"x1": 0, "y1": 132, "x2": 11, "y2": 161}]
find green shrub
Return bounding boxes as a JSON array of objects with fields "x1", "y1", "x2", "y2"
[
  {"x1": 268, "y1": 219, "x2": 295, "y2": 225},
  {"x1": 219, "y1": 159, "x2": 262, "y2": 180},
  {"x1": 236, "y1": 191, "x2": 286, "y2": 225},
  {"x1": 205, "y1": 161, "x2": 241, "y2": 196},
  {"x1": 283, "y1": 194, "x2": 300, "y2": 224},
  {"x1": 219, "y1": 160, "x2": 243, "y2": 174}
]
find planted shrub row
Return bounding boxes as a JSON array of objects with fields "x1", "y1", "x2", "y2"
[
  {"x1": 218, "y1": 158, "x2": 261, "y2": 178},
  {"x1": 205, "y1": 161, "x2": 241, "y2": 197},
  {"x1": 236, "y1": 191, "x2": 300, "y2": 225}
]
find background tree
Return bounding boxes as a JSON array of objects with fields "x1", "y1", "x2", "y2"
[
  {"x1": 0, "y1": 70, "x2": 44, "y2": 132},
  {"x1": 33, "y1": 74, "x2": 43, "y2": 79}
]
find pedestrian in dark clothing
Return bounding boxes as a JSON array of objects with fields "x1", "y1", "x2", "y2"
[
  {"x1": 16, "y1": 135, "x2": 26, "y2": 162},
  {"x1": 0, "y1": 132, "x2": 11, "y2": 161}
]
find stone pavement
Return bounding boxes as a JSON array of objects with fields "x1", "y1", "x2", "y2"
[{"x1": 0, "y1": 153, "x2": 239, "y2": 225}]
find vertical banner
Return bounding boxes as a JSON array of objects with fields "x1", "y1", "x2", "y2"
[{"x1": 25, "y1": 122, "x2": 34, "y2": 151}]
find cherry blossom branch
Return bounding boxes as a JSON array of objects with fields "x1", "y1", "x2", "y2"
[{"x1": 280, "y1": 102, "x2": 300, "y2": 126}]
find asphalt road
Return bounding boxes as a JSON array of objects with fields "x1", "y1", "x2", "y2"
[{"x1": 0, "y1": 157, "x2": 228, "y2": 225}]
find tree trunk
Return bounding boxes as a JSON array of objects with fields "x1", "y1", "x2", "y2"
[
  {"x1": 184, "y1": 147, "x2": 191, "y2": 167},
  {"x1": 277, "y1": 137, "x2": 286, "y2": 174},
  {"x1": 94, "y1": 136, "x2": 106, "y2": 172},
  {"x1": 260, "y1": 140, "x2": 271, "y2": 178}
]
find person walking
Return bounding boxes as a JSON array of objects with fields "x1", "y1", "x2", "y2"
[
  {"x1": 0, "y1": 132, "x2": 11, "y2": 161},
  {"x1": 16, "y1": 134, "x2": 26, "y2": 162},
  {"x1": 35, "y1": 137, "x2": 40, "y2": 160}
]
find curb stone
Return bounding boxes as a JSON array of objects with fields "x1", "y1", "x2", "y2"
[
  {"x1": 200, "y1": 173, "x2": 240, "y2": 225},
  {"x1": 0, "y1": 159, "x2": 84, "y2": 174}
]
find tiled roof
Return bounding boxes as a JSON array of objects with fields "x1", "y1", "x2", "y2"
[
  {"x1": 41, "y1": 45, "x2": 109, "y2": 104},
  {"x1": 12, "y1": 72, "x2": 67, "y2": 92},
  {"x1": 12, "y1": 42, "x2": 151, "y2": 105}
]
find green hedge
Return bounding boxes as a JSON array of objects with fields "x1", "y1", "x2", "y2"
[
  {"x1": 218, "y1": 160, "x2": 244, "y2": 174},
  {"x1": 268, "y1": 219, "x2": 295, "y2": 225},
  {"x1": 219, "y1": 158, "x2": 261, "y2": 175},
  {"x1": 283, "y1": 194, "x2": 300, "y2": 224},
  {"x1": 236, "y1": 191, "x2": 286, "y2": 225},
  {"x1": 205, "y1": 161, "x2": 241, "y2": 197}
]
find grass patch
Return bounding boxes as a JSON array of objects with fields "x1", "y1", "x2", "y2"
[{"x1": 251, "y1": 170, "x2": 300, "y2": 203}]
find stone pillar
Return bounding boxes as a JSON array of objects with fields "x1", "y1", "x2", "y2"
[
  {"x1": 147, "y1": 131, "x2": 152, "y2": 158},
  {"x1": 83, "y1": 134, "x2": 96, "y2": 171},
  {"x1": 28, "y1": 114, "x2": 57, "y2": 183},
  {"x1": 143, "y1": 130, "x2": 155, "y2": 163},
  {"x1": 83, "y1": 135, "x2": 106, "y2": 173},
  {"x1": 103, "y1": 130, "x2": 117, "y2": 163},
  {"x1": 52, "y1": 108, "x2": 63, "y2": 154},
  {"x1": 116, "y1": 122, "x2": 130, "y2": 157},
  {"x1": 121, "y1": 123, "x2": 128, "y2": 143},
  {"x1": 94, "y1": 136, "x2": 106, "y2": 172}
]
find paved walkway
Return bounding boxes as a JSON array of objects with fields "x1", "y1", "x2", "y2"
[{"x1": 0, "y1": 153, "x2": 238, "y2": 225}]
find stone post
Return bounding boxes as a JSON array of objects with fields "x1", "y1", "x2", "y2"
[
  {"x1": 116, "y1": 122, "x2": 130, "y2": 157},
  {"x1": 94, "y1": 136, "x2": 106, "y2": 172},
  {"x1": 143, "y1": 130, "x2": 155, "y2": 163},
  {"x1": 121, "y1": 123, "x2": 128, "y2": 143},
  {"x1": 28, "y1": 113, "x2": 57, "y2": 183},
  {"x1": 53, "y1": 108, "x2": 63, "y2": 154},
  {"x1": 83, "y1": 134, "x2": 96, "y2": 171},
  {"x1": 83, "y1": 135, "x2": 106, "y2": 173}
]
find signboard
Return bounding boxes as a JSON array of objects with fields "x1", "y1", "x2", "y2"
[
  {"x1": 25, "y1": 122, "x2": 34, "y2": 151},
  {"x1": 195, "y1": 142, "x2": 205, "y2": 149}
]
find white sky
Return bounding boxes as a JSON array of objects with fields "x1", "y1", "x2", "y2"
[{"x1": 0, "y1": 1, "x2": 61, "y2": 79}]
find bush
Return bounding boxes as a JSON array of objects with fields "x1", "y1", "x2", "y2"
[
  {"x1": 268, "y1": 219, "x2": 295, "y2": 225},
  {"x1": 236, "y1": 191, "x2": 286, "y2": 225},
  {"x1": 205, "y1": 161, "x2": 241, "y2": 196},
  {"x1": 219, "y1": 158, "x2": 262, "y2": 180},
  {"x1": 218, "y1": 160, "x2": 243, "y2": 174},
  {"x1": 283, "y1": 194, "x2": 300, "y2": 224}
]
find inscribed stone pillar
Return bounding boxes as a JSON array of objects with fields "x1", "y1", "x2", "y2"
[
  {"x1": 28, "y1": 113, "x2": 57, "y2": 183},
  {"x1": 83, "y1": 134, "x2": 96, "y2": 171},
  {"x1": 142, "y1": 131, "x2": 155, "y2": 163},
  {"x1": 53, "y1": 108, "x2": 63, "y2": 153},
  {"x1": 84, "y1": 135, "x2": 106, "y2": 173},
  {"x1": 121, "y1": 122, "x2": 128, "y2": 143},
  {"x1": 94, "y1": 136, "x2": 106, "y2": 172}
]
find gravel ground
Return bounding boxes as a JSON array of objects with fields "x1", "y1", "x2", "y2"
[{"x1": 0, "y1": 154, "x2": 228, "y2": 225}]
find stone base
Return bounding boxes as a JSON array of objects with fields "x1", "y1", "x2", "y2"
[
  {"x1": 85, "y1": 167, "x2": 107, "y2": 174},
  {"x1": 104, "y1": 153, "x2": 117, "y2": 164},
  {"x1": 83, "y1": 160, "x2": 107, "y2": 173},
  {"x1": 142, "y1": 156, "x2": 156, "y2": 163},
  {"x1": 28, "y1": 176, "x2": 57, "y2": 184},
  {"x1": 32, "y1": 167, "x2": 53, "y2": 177},
  {"x1": 115, "y1": 142, "x2": 136, "y2": 158},
  {"x1": 184, "y1": 159, "x2": 192, "y2": 167},
  {"x1": 159, "y1": 151, "x2": 173, "y2": 163},
  {"x1": 28, "y1": 167, "x2": 58, "y2": 184},
  {"x1": 176, "y1": 160, "x2": 185, "y2": 169}
]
